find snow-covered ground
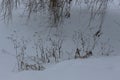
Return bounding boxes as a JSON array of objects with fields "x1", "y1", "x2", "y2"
[{"x1": 0, "y1": 56, "x2": 120, "y2": 80}]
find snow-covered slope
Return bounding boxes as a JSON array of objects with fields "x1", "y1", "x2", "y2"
[{"x1": 1, "y1": 56, "x2": 120, "y2": 80}]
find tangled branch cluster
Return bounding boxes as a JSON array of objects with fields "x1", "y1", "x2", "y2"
[{"x1": 0, "y1": 0, "x2": 110, "y2": 27}]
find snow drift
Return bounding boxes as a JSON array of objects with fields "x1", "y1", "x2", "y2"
[{"x1": 1, "y1": 56, "x2": 119, "y2": 80}]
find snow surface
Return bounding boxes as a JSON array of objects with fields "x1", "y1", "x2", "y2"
[{"x1": 0, "y1": 56, "x2": 120, "y2": 80}]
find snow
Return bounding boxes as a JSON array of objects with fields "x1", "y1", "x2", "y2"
[
  {"x1": 0, "y1": 56, "x2": 120, "y2": 80},
  {"x1": 0, "y1": 0, "x2": 120, "y2": 80}
]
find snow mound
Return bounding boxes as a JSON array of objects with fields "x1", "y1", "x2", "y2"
[{"x1": 5, "y1": 56, "x2": 120, "y2": 80}]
